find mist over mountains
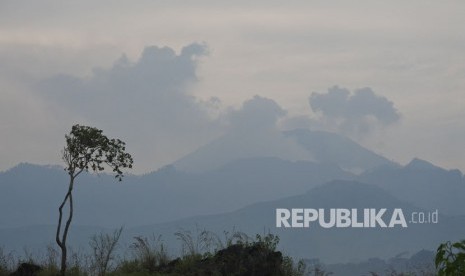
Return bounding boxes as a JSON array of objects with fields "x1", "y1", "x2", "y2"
[
  {"x1": 175, "y1": 129, "x2": 395, "y2": 173},
  {"x1": 1, "y1": 128, "x2": 464, "y2": 266}
]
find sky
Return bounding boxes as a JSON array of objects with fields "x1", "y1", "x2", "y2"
[{"x1": 1, "y1": 1, "x2": 465, "y2": 174}]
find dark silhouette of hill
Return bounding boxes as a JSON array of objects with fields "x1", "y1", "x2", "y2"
[
  {"x1": 359, "y1": 158, "x2": 465, "y2": 216},
  {"x1": 1, "y1": 179, "x2": 463, "y2": 265},
  {"x1": 124, "y1": 180, "x2": 465, "y2": 264},
  {"x1": 0, "y1": 158, "x2": 352, "y2": 228}
]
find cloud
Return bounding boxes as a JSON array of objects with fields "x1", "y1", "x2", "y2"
[
  {"x1": 39, "y1": 43, "x2": 209, "y2": 129},
  {"x1": 227, "y1": 95, "x2": 287, "y2": 131},
  {"x1": 175, "y1": 95, "x2": 313, "y2": 172},
  {"x1": 36, "y1": 43, "x2": 222, "y2": 172},
  {"x1": 224, "y1": 96, "x2": 312, "y2": 163},
  {"x1": 309, "y1": 86, "x2": 400, "y2": 135}
]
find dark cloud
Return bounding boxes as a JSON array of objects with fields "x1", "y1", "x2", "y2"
[{"x1": 309, "y1": 86, "x2": 400, "y2": 135}]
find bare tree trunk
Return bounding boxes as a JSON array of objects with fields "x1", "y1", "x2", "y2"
[{"x1": 56, "y1": 176, "x2": 74, "y2": 276}]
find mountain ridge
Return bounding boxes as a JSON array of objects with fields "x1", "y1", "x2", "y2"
[
  {"x1": 174, "y1": 129, "x2": 397, "y2": 173},
  {"x1": 2, "y1": 179, "x2": 463, "y2": 264}
]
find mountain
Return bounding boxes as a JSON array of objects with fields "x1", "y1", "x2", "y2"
[
  {"x1": 359, "y1": 158, "x2": 465, "y2": 216},
  {"x1": 0, "y1": 224, "x2": 107, "y2": 253},
  {"x1": 0, "y1": 158, "x2": 352, "y2": 228},
  {"x1": 3, "y1": 180, "x2": 462, "y2": 265},
  {"x1": 2, "y1": 129, "x2": 463, "y2": 267},
  {"x1": 124, "y1": 180, "x2": 465, "y2": 264},
  {"x1": 174, "y1": 129, "x2": 397, "y2": 173},
  {"x1": 284, "y1": 129, "x2": 398, "y2": 173}
]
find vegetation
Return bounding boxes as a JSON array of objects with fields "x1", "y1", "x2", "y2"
[
  {"x1": 436, "y1": 240, "x2": 465, "y2": 275},
  {"x1": 56, "y1": 124, "x2": 133, "y2": 275},
  {"x1": 1, "y1": 229, "x2": 442, "y2": 275},
  {"x1": 0, "y1": 231, "x2": 307, "y2": 276},
  {"x1": 89, "y1": 227, "x2": 124, "y2": 276}
]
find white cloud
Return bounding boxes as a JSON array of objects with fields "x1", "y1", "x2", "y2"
[
  {"x1": 175, "y1": 95, "x2": 313, "y2": 172},
  {"x1": 309, "y1": 86, "x2": 400, "y2": 136},
  {"x1": 28, "y1": 43, "x2": 221, "y2": 173},
  {"x1": 227, "y1": 95, "x2": 286, "y2": 131}
]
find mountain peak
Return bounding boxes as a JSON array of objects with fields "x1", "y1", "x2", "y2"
[
  {"x1": 175, "y1": 128, "x2": 397, "y2": 173},
  {"x1": 405, "y1": 158, "x2": 442, "y2": 171},
  {"x1": 284, "y1": 129, "x2": 396, "y2": 172}
]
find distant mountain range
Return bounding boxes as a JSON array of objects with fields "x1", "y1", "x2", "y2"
[
  {"x1": 0, "y1": 158, "x2": 353, "y2": 228},
  {"x1": 360, "y1": 158, "x2": 465, "y2": 216},
  {"x1": 120, "y1": 180, "x2": 464, "y2": 263},
  {"x1": 1, "y1": 180, "x2": 462, "y2": 264},
  {"x1": 1, "y1": 128, "x2": 464, "y2": 269}
]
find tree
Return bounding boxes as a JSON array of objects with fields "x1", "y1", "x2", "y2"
[
  {"x1": 436, "y1": 240, "x2": 465, "y2": 275},
  {"x1": 56, "y1": 124, "x2": 133, "y2": 276}
]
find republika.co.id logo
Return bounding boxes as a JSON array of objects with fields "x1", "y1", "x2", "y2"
[{"x1": 276, "y1": 208, "x2": 439, "y2": 228}]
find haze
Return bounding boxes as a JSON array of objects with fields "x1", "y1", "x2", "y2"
[{"x1": 1, "y1": 1, "x2": 464, "y2": 173}]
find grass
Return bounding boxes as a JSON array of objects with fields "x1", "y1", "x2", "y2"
[{"x1": 1, "y1": 229, "x2": 307, "y2": 276}]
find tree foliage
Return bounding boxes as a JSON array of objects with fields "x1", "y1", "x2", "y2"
[
  {"x1": 436, "y1": 240, "x2": 465, "y2": 275},
  {"x1": 63, "y1": 124, "x2": 133, "y2": 180}
]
